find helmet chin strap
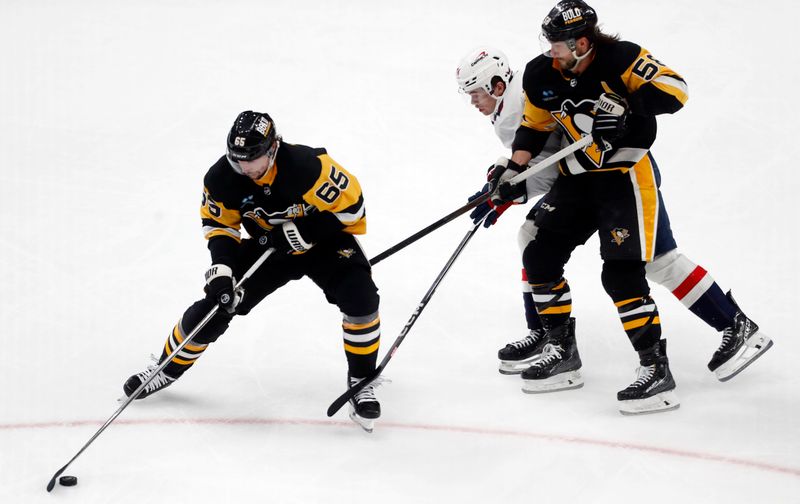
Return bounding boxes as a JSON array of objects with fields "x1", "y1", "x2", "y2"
[{"x1": 566, "y1": 45, "x2": 593, "y2": 72}]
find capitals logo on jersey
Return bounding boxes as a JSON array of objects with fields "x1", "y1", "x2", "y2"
[{"x1": 551, "y1": 98, "x2": 608, "y2": 168}]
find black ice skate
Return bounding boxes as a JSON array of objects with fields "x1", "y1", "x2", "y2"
[
  {"x1": 122, "y1": 355, "x2": 177, "y2": 400},
  {"x1": 708, "y1": 291, "x2": 772, "y2": 382},
  {"x1": 521, "y1": 318, "x2": 583, "y2": 393},
  {"x1": 617, "y1": 339, "x2": 679, "y2": 415},
  {"x1": 348, "y1": 375, "x2": 383, "y2": 433},
  {"x1": 498, "y1": 328, "x2": 548, "y2": 375}
]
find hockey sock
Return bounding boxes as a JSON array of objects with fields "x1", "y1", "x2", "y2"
[
  {"x1": 160, "y1": 321, "x2": 209, "y2": 378},
  {"x1": 522, "y1": 268, "x2": 544, "y2": 331},
  {"x1": 677, "y1": 275, "x2": 737, "y2": 331},
  {"x1": 531, "y1": 278, "x2": 572, "y2": 329},
  {"x1": 342, "y1": 311, "x2": 380, "y2": 378},
  {"x1": 646, "y1": 252, "x2": 737, "y2": 331},
  {"x1": 615, "y1": 296, "x2": 661, "y2": 351}
]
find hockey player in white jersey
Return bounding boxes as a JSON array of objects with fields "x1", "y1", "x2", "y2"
[
  {"x1": 457, "y1": 47, "x2": 562, "y2": 376},
  {"x1": 456, "y1": 46, "x2": 771, "y2": 406}
]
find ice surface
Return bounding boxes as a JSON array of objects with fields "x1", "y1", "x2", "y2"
[{"x1": 1, "y1": 1, "x2": 798, "y2": 502}]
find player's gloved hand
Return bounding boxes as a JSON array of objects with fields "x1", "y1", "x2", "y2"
[
  {"x1": 487, "y1": 157, "x2": 528, "y2": 206},
  {"x1": 256, "y1": 221, "x2": 314, "y2": 255},
  {"x1": 468, "y1": 183, "x2": 512, "y2": 228},
  {"x1": 592, "y1": 93, "x2": 629, "y2": 149},
  {"x1": 205, "y1": 264, "x2": 241, "y2": 313},
  {"x1": 494, "y1": 181, "x2": 528, "y2": 206}
]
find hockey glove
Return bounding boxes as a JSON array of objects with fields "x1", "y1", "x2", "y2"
[
  {"x1": 488, "y1": 157, "x2": 528, "y2": 206},
  {"x1": 591, "y1": 93, "x2": 629, "y2": 149},
  {"x1": 468, "y1": 183, "x2": 511, "y2": 228},
  {"x1": 205, "y1": 264, "x2": 242, "y2": 314},
  {"x1": 257, "y1": 221, "x2": 314, "y2": 255}
]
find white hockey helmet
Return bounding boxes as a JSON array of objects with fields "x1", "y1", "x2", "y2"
[{"x1": 455, "y1": 47, "x2": 512, "y2": 95}]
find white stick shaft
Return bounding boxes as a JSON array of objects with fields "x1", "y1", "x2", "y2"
[{"x1": 508, "y1": 134, "x2": 594, "y2": 185}]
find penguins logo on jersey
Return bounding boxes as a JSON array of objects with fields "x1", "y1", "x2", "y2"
[
  {"x1": 611, "y1": 228, "x2": 630, "y2": 246},
  {"x1": 551, "y1": 98, "x2": 607, "y2": 167},
  {"x1": 243, "y1": 204, "x2": 312, "y2": 230}
]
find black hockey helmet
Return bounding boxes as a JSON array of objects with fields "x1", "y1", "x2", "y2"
[
  {"x1": 226, "y1": 111, "x2": 278, "y2": 163},
  {"x1": 541, "y1": 0, "x2": 598, "y2": 42}
]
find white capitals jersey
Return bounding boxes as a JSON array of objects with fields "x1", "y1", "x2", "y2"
[{"x1": 491, "y1": 70, "x2": 560, "y2": 199}]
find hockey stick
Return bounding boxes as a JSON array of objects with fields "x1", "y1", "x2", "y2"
[
  {"x1": 327, "y1": 221, "x2": 482, "y2": 417},
  {"x1": 368, "y1": 193, "x2": 488, "y2": 266},
  {"x1": 368, "y1": 134, "x2": 593, "y2": 266},
  {"x1": 45, "y1": 247, "x2": 277, "y2": 493}
]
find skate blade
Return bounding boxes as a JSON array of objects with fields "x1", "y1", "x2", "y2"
[
  {"x1": 521, "y1": 370, "x2": 583, "y2": 394},
  {"x1": 715, "y1": 332, "x2": 773, "y2": 382},
  {"x1": 348, "y1": 410, "x2": 375, "y2": 433},
  {"x1": 499, "y1": 354, "x2": 543, "y2": 375},
  {"x1": 619, "y1": 389, "x2": 680, "y2": 415}
]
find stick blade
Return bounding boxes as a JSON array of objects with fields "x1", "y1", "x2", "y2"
[
  {"x1": 326, "y1": 390, "x2": 355, "y2": 417},
  {"x1": 326, "y1": 371, "x2": 380, "y2": 417},
  {"x1": 46, "y1": 466, "x2": 66, "y2": 492}
]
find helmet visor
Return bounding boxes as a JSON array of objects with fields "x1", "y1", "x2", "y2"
[
  {"x1": 539, "y1": 32, "x2": 574, "y2": 58},
  {"x1": 227, "y1": 139, "x2": 279, "y2": 175}
]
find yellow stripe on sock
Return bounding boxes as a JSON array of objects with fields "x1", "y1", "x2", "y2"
[
  {"x1": 342, "y1": 318, "x2": 381, "y2": 331},
  {"x1": 344, "y1": 341, "x2": 380, "y2": 355},
  {"x1": 622, "y1": 316, "x2": 661, "y2": 331},
  {"x1": 539, "y1": 305, "x2": 572, "y2": 315},
  {"x1": 614, "y1": 297, "x2": 641, "y2": 308},
  {"x1": 170, "y1": 356, "x2": 197, "y2": 365},
  {"x1": 173, "y1": 325, "x2": 207, "y2": 352}
]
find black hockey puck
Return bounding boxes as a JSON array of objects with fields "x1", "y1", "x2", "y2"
[{"x1": 59, "y1": 475, "x2": 78, "y2": 487}]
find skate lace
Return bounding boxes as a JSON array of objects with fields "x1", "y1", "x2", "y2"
[
  {"x1": 351, "y1": 376, "x2": 389, "y2": 404},
  {"x1": 509, "y1": 330, "x2": 543, "y2": 350},
  {"x1": 717, "y1": 326, "x2": 735, "y2": 352},
  {"x1": 533, "y1": 343, "x2": 563, "y2": 367},
  {"x1": 630, "y1": 364, "x2": 655, "y2": 388},
  {"x1": 137, "y1": 354, "x2": 173, "y2": 392}
]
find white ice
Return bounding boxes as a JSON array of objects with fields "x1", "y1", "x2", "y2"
[{"x1": 1, "y1": 1, "x2": 799, "y2": 503}]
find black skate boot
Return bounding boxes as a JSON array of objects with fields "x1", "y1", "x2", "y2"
[
  {"x1": 123, "y1": 355, "x2": 177, "y2": 400},
  {"x1": 498, "y1": 328, "x2": 548, "y2": 375},
  {"x1": 617, "y1": 339, "x2": 679, "y2": 415},
  {"x1": 521, "y1": 318, "x2": 583, "y2": 393},
  {"x1": 708, "y1": 291, "x2": 772, "y2": 382},
  {"x1": 348, "y1": 375, "x2": 382, "y2": 433}
]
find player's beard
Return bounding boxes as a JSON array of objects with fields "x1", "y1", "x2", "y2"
[{"x1": 556, "y1": 55, "x2": 578, "y2": 72}]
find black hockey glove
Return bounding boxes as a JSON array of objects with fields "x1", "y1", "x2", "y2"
[
  {"x1": 468, "y1": 183, "x2": 512, "y2": 228},
  {"x1": 257, "y1": 221, "x2": 314, "y2": 255},
  {"x1": 488, "y1": 158, "x2": 528, "y2": 207},
  {"x1": 205, "y1": 264, "x2": 241, "y2": 314},
  {"x1": 592, "y1": 93, "x2": 629, "y2": 149}
]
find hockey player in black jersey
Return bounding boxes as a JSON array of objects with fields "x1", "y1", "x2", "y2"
[
  {"x1": 123, "y1": 111, "x2": 383, "y2": 431},
  {"x1": 489, "y1": 0, "x2": 772, "y2": 414}
]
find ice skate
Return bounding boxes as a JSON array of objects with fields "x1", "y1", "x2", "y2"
[
  {"x1": 498, "y1": 328, "x2": 547, "y2": 375},
  {"x1": 708, "y1": 292, "x2": 772, "y2": 382},
  {"x1": 618, "y1": 340, "x2": 679, "y2": 415},
  {"x1": 347, "y1": 376, "x2": 383, "y2": 433},
  {"x1": 521, "y1": 318, "x2": 583, "y2": 393},
  {"x1": 122, "y1": 355, "x2": 177, "y2": 400}
]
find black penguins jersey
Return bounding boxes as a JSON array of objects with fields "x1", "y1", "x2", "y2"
[
  {"x1": 513, "y1": 41, "x2": 688, "y2": 175},
  {"x1": 200, "y1": 142, "x2": 366, "y2": 265}
]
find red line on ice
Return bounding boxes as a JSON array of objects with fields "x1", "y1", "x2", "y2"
[{"x1": 5, "y1": 417, "x2": 798, "y2": 478}]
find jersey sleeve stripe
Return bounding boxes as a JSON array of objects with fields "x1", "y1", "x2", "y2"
[
  {"x1": 334, "y1": 196, "x2": 366, "y2": 225},
  {"x1": 202, "y1": 225, "x2": 241, "y2": 241},
  {"x1": 607, "y1": 147, "x2": 648, "y2": 166},
  {"x1": 651, "y1": 75, "x2": 689, "y2": 105}
]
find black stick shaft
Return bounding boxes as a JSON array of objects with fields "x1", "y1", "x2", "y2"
[
  {"x1": 327, "y1": 222, "x2": 481, "y2": 417},
  {"x1": 368, "y1": 193, "x2": 489, "y2": 266},
  {"x1": 46, "y1": 248, "x2": 276, "y2": 492}
]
